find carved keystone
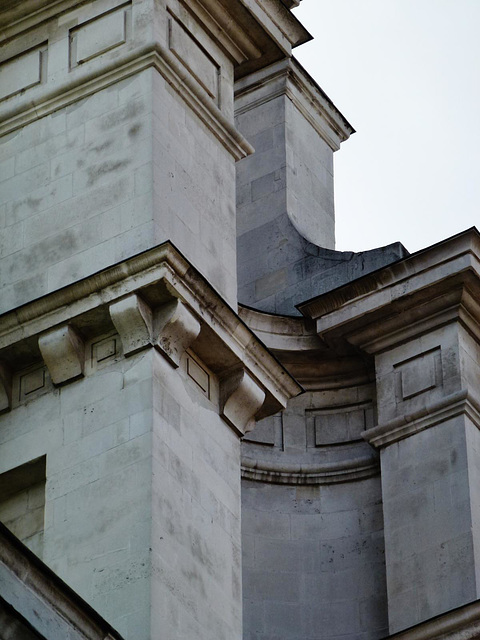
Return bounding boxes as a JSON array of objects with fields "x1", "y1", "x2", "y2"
[
  {"x1": 155, "y1": 299, "x2": 201, "y2": 368},
  {"x1": 221, "y1": 369, "x2": 265, "y2": 435},
  {"x1": 0, "y1": 363, "x2": 12, "y2": 412},
  {"x1": 38, "y1": 325, "x2": 84, "y2": 385},
  {"x1": 109, "y1": 294, "x2": 152, "y2": 356}
]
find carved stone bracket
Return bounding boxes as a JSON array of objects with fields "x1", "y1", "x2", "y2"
[
  {"x1": 0, "y1": 363, "x2": 12, "y2": 412},
  {"x1": 154, "y1": 299, "x2": 201, "y2": 368},
  {"x1": 221, "y1": 368, "x2": 265, "y2": 435},
  {"x1": 109, "y1": 294, "x2": 152, "y2": 356},
  {"x1": 110, "y1": 295, "x2": 201, "y2": 368},
  {"x1": 38, "y1": 325, "x2": 84, "y2": 385}
]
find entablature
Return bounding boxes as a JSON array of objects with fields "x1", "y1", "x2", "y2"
[{"x1": 0, "y1": 241, "x2": 302, "y2": 435}]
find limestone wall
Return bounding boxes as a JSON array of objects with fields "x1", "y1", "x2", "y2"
[
  {"x1": 242, "y1": 478, "x2": 387, "y2": 640},
  {"x1": 0, "y1": 341, "x2": 244, "y2": 639},
  {"x1": 239, "y1": 347, "x2": 388, "y2": 640}
]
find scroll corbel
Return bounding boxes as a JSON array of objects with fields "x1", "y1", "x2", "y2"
[
  {"x1": 109, "y1": 294, "x2": 153, "y2": 356},
  {"x1": 38, "y1": 325, "x2": 85, "y2": 385},
  {"x1": 220, "y1": 368, "x2": 265, "y2": 436},
  {"x1": 154, "y1": 299, "x2": 201, "y2": 368}
]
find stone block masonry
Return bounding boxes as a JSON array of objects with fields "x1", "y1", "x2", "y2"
[{"x1": 0, "y1": 241, "x2": 301, "y2": 639}]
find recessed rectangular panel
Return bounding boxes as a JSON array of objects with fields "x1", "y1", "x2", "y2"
[
  {"x1": 168, "y1": 14, "x2": 219, "y2": 101},
  {"x1": 21, "y1": 367, "x2": 45, "y2": 397},
  {"x1": 243, "y1": 415, "x2": 276, "y2": 446},
  {"x1": 187, "y1": 355, "x2": 210, "y2": 397},
  {"x1": 0, "y1": 48, "x2": 43, "y2": 101},
  {"x1": 71, "y1": 6, "x2": 128, "y2": 66},
  {"x1": 92, "y1": 336, "x2": 117, "y2": 364},
  {"x1": 315, "y1": 407, "x2": 367, "y2": 446},
  {"x1": 395, "y1": 348, "x2": 441, "y2": 401}
]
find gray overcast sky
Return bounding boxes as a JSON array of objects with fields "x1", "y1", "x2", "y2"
[{"x1": 292, "y1": 1, "x2": 480, "y2": 253}]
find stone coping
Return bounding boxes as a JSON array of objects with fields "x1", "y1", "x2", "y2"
[{"x1": 0, "y1": 522, "x2": 124, "y2": 640}]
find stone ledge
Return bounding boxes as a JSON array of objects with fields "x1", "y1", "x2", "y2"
[
  {"x1": 235, "y1": 57, "x2": 354, "y2": 151},
  {"x1": 363, "y1": 389, "x2": 480, "y2": 449},
  {"x1": 0, "y1": 44, "x2": 253, "y2": 160},
  {"x1": 298, "y1": 228, "x2": 480, "y2": 354},
  {"x1": 241, "y1": 451, "x2": 379, "y2": 484}
]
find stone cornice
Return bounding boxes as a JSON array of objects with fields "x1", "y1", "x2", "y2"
[
  {"x1": 239, "y1": 305, "x2": 374, "y2": 389},
  {"x1": 298, "y1": 228, "x2": 480, "y2": 353},
  {"x1": 238, "y1": 305, "x2": 322, "y2": 351},
  {"x1": 0, "y1": 0, "x2": 310, "y2": 75},
  {"x1": 235, "y1": 57, "x2": 354, "y2": 150},
  {"x1": 0, "y1": 44, "x2": 253, "y2": 160},
  {"x1": 240, "y1": 0, "x2": 310, "y2": 51},
  {"x1": 0, "y1": 242, "x2": 302, "y2": 421},
  {"x1": 363, "y1": 389, "x2": 480, "y2": 449}
]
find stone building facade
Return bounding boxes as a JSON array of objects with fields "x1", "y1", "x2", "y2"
[{"x1": 1, "y1": 1, "x2": 480, "y2": 640}]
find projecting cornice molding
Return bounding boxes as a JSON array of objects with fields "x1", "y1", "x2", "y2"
[
  {"x1": 235, "y1": 57, "x2": 354, "y2": 150},
  {"x1": 0, "y1": 522, "x2": 125, "y2": 640},
  {"x1": 0, "y1": 45, "x2": 253, "y2": 160},
  {"x1": 386, "y1": 595, "x2": 480, "y2": 640},
  {"x1": 363, "y1": 389, "x2": 480, "y2": 449},
  {"x1": 298, "y1": 228, "x2": 480, "y2": 354},
  {"x1": 0, "y1": 242, "x2": 302, "y2": 429}
]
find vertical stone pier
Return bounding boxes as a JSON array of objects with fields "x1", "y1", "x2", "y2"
[
  {"x1": 235, "y1": 57, "x2": 354, "y2": 313},
  {"x1": 299, "y1": 229, "x2": 480, "y2": 634}
]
